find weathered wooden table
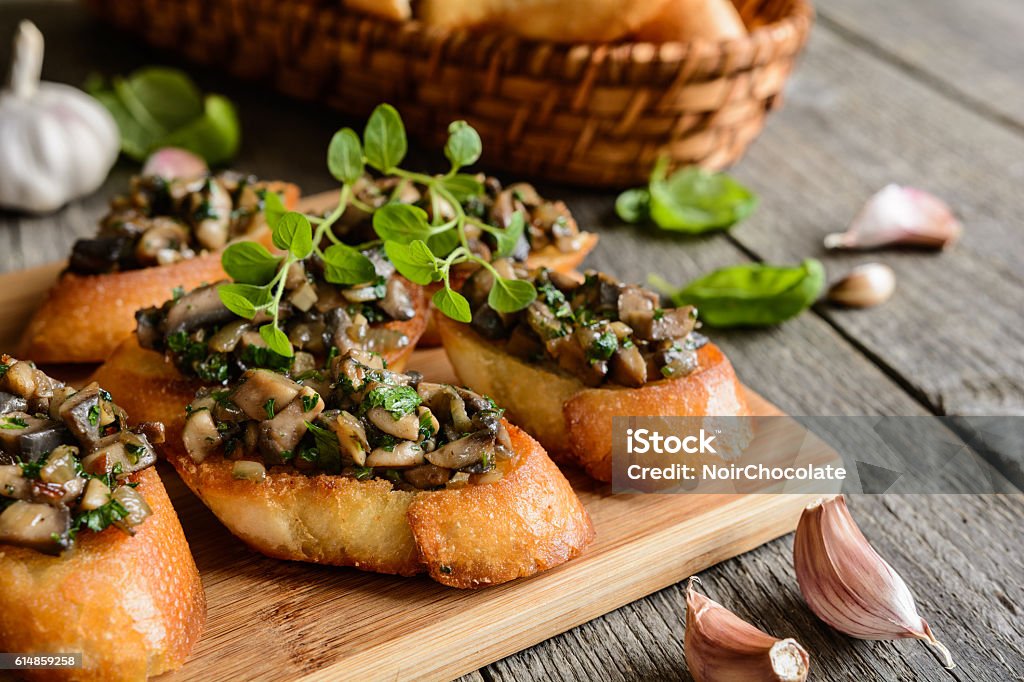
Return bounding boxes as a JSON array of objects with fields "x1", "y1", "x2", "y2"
[{"x1": 2, "y1": 1, "x2": 1022, "y2": 679}]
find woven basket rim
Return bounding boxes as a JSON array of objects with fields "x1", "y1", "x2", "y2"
[{"x1": 316, "y1": 0, "x2": 815, "y2": 79}]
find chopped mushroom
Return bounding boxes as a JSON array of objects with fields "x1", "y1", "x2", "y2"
[
  {"x1": 231, "y1": 370, "x2": 302, "y2": 421},
  {"x1": 258, "y1": 386, "x2": 324, "y2": 460},
  {"x1": 0, "y1": 501, "x2": 71, "y2": 555},
  {"x1": 365, "y1": 441, "x2": 424, "y2": 468}
]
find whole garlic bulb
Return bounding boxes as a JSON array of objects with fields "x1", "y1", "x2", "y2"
[{"x1": 0, "y1": 21, "x2": 119, "y2": 213}]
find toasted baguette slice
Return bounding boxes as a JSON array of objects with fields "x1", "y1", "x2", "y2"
[
  {"x1": 165, "y1": 422, "x2": 593, "y2": 588},
  {"x1": 0, "y1": 468, "x2": 205, "y2": 682},
  {"x1": 437, "y1": 317, "x2": 749, "y2": 481},
  {"x1": 19, "y1": 185, "x2": 299, "y2": 365},
  {"x1": 418, "y1": 232, "x2": 600, "y2": 346},
  {"x1": 90, "y1": 283, "x2": 430, "y2": 447}
]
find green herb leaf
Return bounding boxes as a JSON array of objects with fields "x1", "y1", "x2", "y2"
[
  {"x1": 492, "y1": 211, "x2": 525, "y2": 259},
  {"x1": 652, "y1": 259, "x2": 825, "y2": 327},
  {"x1": 322, "y1": 243, "x2": 377, "y2": 285},
  {"x1": 221, "y1": 242, "x2": 281, "y2": 285},
  {"x1": 372, "y1": 203, "x2": 432, "y2": 244},
  {"x1": 262, "y1": 191, "x2": 286, "y2": 230},
  {"x1": 272, "y1": 212, "x2": 314, "y2": 259},
  {"x1": 444, "y1": 120, "x2": 482, "y2": 169},
  {"x1": 259, "y1": 323, "x2": 294, "y2": 357},
  {"x1": 75, "y1": 498, "x2": 129, "y2": 534},
  {"x1": 305, "y1": 421, "x2": 341, "y2": 467},
  {"x1": 264, "y1": 398, "x2": 276, "y2": 419},
  {"x1": 427, "y1": 229, "x2": 461, "y2": 258},
  {"x1": 432, "y1": 287, "x2": 472, "y2": 323},
  {"x1": 439, "y1": 174, "x2": 485, "y2": 201},
  {"x1": 327, "y1": 127, "x2": 364, "y2": 185},
  {"x1": 0, "y1": 416, "x2": 28, "y2": 430},
  {"x1": 113, "y1": 67, "x2": 202, "y2": 134},
  {"x1": 363, "y1": 103, "x2": 407, "y2": 172},
  {"x1": 161, "y1": 94, "x2": 241, "y2": 165},
  {"x1": 302, "y1": 394, "x2": 320, "y2": 412},
  {"x1": 361, "y1": 385, "x2": 422, "y2": 419},
  {"x1": 384, "y1": 240, "x2": 438, "y2": 286},
  {"x1": 487, "y1": 276, "x2": 537, "y2": 313},
  {"x1": 648, "y1": 161, "x2": 758, "y2": 233},
  {"x1": 615, "y1": 188, "x2": 651, "y2": 224},
  {"x1": 218, "y1": 283, "x2": 270, "y2": 319}
]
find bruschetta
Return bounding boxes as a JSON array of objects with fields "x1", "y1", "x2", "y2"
[
  {"x1": 170, "y1": 349, "x2": 594, "y2": 588},
  {"x1": 437, "y1": 266, "x2": 749, "y2": 481},
  {"x1": 0, "y1": 355, "x2": 204, "y2": 681},
  {"x1": 91, "y1": 248, "x2": 429, "y2": 452},
  {"x1": 19, "y1": 170, "x2": 299, "y2": 364},
  {"x1": 334, "y1": 174, "x2": 598, "y2": 345}
]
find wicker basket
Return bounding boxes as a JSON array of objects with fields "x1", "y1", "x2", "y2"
[{"x1": 82, "y1": 0, "x2": 813, "y2": 187}]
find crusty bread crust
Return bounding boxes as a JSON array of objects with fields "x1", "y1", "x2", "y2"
[
  {"x1": 0, "y1": 468, "x2": 205, "y2": 681},
  {"x1": 418, "y1": 232, "x2": 599, "y2": 346},
  {"x1": 437, "y1": 317, "x2": 749, "y2": 481},
  {"x1": 165, "y1": 422, "x2": 594, "y2": 588},
  {"x1": 90, "y1": 279, "x2": 429, "y2": 448},
  {"x1": 19, "y1": 185, "x2": 299, "y2": 365}
]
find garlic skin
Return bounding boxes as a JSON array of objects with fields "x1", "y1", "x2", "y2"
[
  {"x1": 825, "y1": 184, "x2": 962, "y2": 251},
  {"x1": 142, "y1": 147, "x2": 209, "y2": 181},
  {"x1": 827, "y1": 263, "x2": 896, "y2": 308},
  {"x1": 0, "y1": 21, "x2": 119, "y2": 213},
  {"x1": 793, "y1": 496, "x2": 954, "y2": 668},
  {"x1": 685, "y1": 578, "x2": 810, "y2": 682}
]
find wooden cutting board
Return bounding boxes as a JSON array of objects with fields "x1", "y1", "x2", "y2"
[{"x1": 0, "y1": 234, "x2": 835, "y2": 682}]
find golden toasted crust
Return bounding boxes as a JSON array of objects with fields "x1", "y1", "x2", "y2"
[
  {"x1": 19, "y1": 184, "x2": 300, "y2": 365},
  {"x1": 165, "y1": 422, "x2": 593, "y2": 588},
  {"x1": 345, "y1": 0, "x2": 410, "y2": 21},
  {"x1": 0, "y1": 468, "x2": 206, "y2": 682},
  {"x1": 90, "y1": 280, "x2": 429, "y2": 444},
  {"x1": 437, "y1": 317, "x2": 748, "y2": 481},
  {"x1": 418, "y1": 232, "x2": 599, "y2": 346}
]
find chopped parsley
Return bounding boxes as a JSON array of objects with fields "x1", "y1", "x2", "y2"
[
  {"x1": 660, "y1": 365, "x2": 677, "y2": 378},
  {"x1": 439, "y1": 564, "x2": 453, "y2": 575},
  {"x1": 418, "y1": 411, "x2": 436, "y2": 440},
  {"x1": 302, "y1": 394, "x2": 319, "y2": 412},
  {"x1": 353, "y1": 466, "x2": 374, "y2": 480},
  {"x1": 587, "y1": 330, "x2": 618, "y2": 363},
  {"x1": 360, "y1": 385, "x2": 421, "y2": 419},
  {"x1": 0, "y1": 363, "x2": 9, "y2": 378},
  {"x1": 0, "y1": 416, "x2": 28, "y2": 430},
  {"x1": 18, "y1": 459, "x2": 43, "y2": 479},
  {"x1": 87, "y1": 405, "x2": 101, "y2": 427},
  {"x1": 172, "y1": 285, "x2": 185, "y2": 300},
  {"x1": 264, "y1": 398, "x2": 276, "y2": 419},
  {"x1": 74, "y1": 498, "x2": 129, "y2": 534},
  {"x1": 653, "y1": 308, "x2": 665, "y2": 321},
  {"x1": 125, "y1": 443, "x2": 146, "y2": 464},
  {"x1": 239, "y1": 344, "x2": 292, "y2": 372},
  {"x1": 538, "y1": 281, "x2": 573, "y2": 320},
  {"x1": 304, "y1": 421, "x2": 340, "y2": 472}
]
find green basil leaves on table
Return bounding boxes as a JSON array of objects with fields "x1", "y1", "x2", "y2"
[
  {"x1": 617, "y1": 159, "x2": 758, "y2": 233},
  {"x1": 652, "y1": 259, "x2": 826, "y2": 327},
  {"x1": 87, "y1": 67, "x2": 240, "y2": 164}
]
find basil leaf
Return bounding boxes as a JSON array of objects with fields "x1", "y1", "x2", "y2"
[
  {"x1": 615, "y1": 188, "x2": 651, "y2": 224},
  {"x1": 273, "y1": 212, "x2": 314, "y2": 259},
  {"x1": 259, "y1": 323, "x2": 294, "y2": 357},
  {"x1": 373, "y1": 203, "x2": 432, "y2": 244},
  {"x1": 385, "y1": 240, "x2": 438, "y2": 286},
  {"x1": 444, "y1": 120, "x2": 482, "y2": 169},
  {"x1": 658, "y1": 259, "x2": 825, "y2": 327},
  {"x1": 427, "y1": 229, "x2": 461, "y2": 258},
  {"x1": 432, "y1": 287, "x2": 472, "y2": 323},
  {"x1": 160, "y1": 94, "x2": 241, "y2": 165},
  {"x1": 492, "y1": 211, "x2": 525, "y2": 259},
  {"x1": 327, "y1": 127, "x2": 364, "y2": 185},
  {"x1": 487, "y1": 276, "x2": 536, "y2": 313},
  {"x1": 262, "y1": 190, "x2": 286, "y2": 230},
  {"x1": 218, "y1": 283, "x2": 270, "y2": 319},
  {"x1": 648, "y1": 166, "x2": 757, "y2": 233},
  {"x1": 439, "y1": 174, "x2": 484, "y2": 201},
  {"x1": 322, "y1": 243, "x2": 377, "y2": 285},
  {"x1": 363, "y1": 103, "x2": 407, "y2": 172},
  {"x1": 221, "y1": 242, "x2": 281, "y2": 285}
]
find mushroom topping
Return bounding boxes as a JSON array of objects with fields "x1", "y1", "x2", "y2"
[
  {"x1": 0, "y1": 355, "x2": 160, "y2": 554},
  {"x1": 183, "y1": 350, "x2": 516, "y2": 490},
  {"x1": 464, "y1": 268, "x2": 708, "y2": 387},
  {"x1": 161, "y1": 284, "x2": 235, "y2": 336}
]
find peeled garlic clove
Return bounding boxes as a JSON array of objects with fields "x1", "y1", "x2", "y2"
[
  {"x1": 825, "y1": 184, "x2": 961, "y2": 250},
  {"x1": 685, "y1": 577, "x2": 810, "y2": 682},
  {"x1": 793, "y1": 496, "x2": 954, "y2": 668},
  {"x1": 826, "y1": 263, "x2": 895, "y2": 308},
  {"x1": 142, "y1": 147, "x2": 208, "y2": 181}
]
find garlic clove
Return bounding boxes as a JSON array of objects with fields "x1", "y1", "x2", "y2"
[
  {"x1": 825, "y1": 184, "x2": 962, "y2": 251},
  {"x1": 685, "y1": 577, "x2": 810, "y2": 682},
  {"x1": 793, "y1": 495, "x2": 954, "y2": 669},
  {"x1": 826, "y1": 263, "x2": 896, "y2": 308},
  {"x1": 142, "y1": 147, "x2": 209, "y2": 181}
]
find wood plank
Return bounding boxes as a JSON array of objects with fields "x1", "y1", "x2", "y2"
[
  {"x1": 723, "y1": 28, "x2": 1024, "y2": 428},
  {"x1": 816, "y1": 0, "x2": 1024, "y2": 131}
]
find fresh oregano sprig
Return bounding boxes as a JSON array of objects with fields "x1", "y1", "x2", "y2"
[{"x1": 217, "y1": 103, "x2": 536, "y2": 354}]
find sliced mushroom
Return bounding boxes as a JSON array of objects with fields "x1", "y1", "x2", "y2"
[
  {"x1": 1, "y1": 360, "x2": 36, "y2": 398},
  {"x1": 111, "y1": 485, "x2": 153, "y2": 532},
  {"x1": 0, "y1": 391, "x2": 27, "y2": 414},
  {"x1": 0, "y1": 465, "x2": 30, "y2": 500},
  {"x1": 163, "y1": 283, "x2": 236, "y2": 335},
  {"x1": 327, "y1": 411, "x2": 369, "y2": 466},
  {"x1": 183, "y1": 409, "x2": 222, "y2": 463},
  {"x1": 80, "y1": 478, "x2": 112, "y2": 511},
  {"x1": 39, "y1": 445, "x2": 80, "y2": 485},
  {"x1": 610, "y1": 345, "x2": 648, "y2": 387},
  {"x1": 617, "y1": 285, "x2": 659, "y2": 330},
  {"x1": 231, "y1": 370, "x2": 302, "y2": 421},
  {"x1": 0, "y1": 501, "x2": 70, "y2": 554},
  {"x1": 377, "y1": 278, "x2": 415, "y2": 321},
  {"x1": 366, "y1": 406, "x2": 421, "y2": 441},
  {"x1": 232, "y1": 460, "x2": 267, "y2": 482},
  {"x1": 135, "y1": 218, "x2": 190, "y2": 265},
  {"x1": 425, "y1": 431, "x2": 494, "y2": 470},
  {"x1": 365, "y1": 441, "x2": 424, "y2": 468},
  {"x1": 208, "y1": 320, "x2": 252, "y2": 354},
  {"x1": 58, "y1": 384, "x2": 111, "y2": 449},
  {"x1": 0, "y1": 413, "x2": 70, "y2": 460},
  {"x1": 403, "y1": 464, "x2": 451, "y2": 489},
  {"x1": 192, "y1": 178, "x2": 233, "y2": 250},
  {"x1": 258, "y1": 387, "x2": 323, "y2": 459}
]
